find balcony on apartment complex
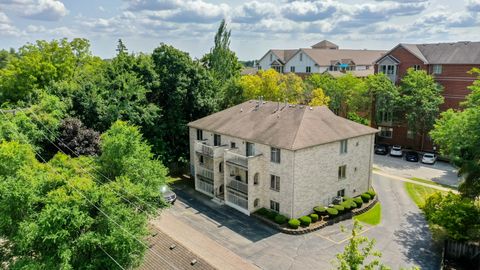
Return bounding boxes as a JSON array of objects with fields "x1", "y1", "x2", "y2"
[
  {"x1": 195, "y1": 166, "x2": 214, "y2": 196},
  {"x1": 226, "y1": 176, "x2": 248, "y2": 194},
  {"x1": 224, "y1": 149, "x2": 262, "y2": 169},
  {"x1": 195, "y1": 140, "x2": 228, "y2": 158}
]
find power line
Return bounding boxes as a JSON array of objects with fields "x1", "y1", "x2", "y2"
[
  {"x1": 0, "y1": 110, "x2": 179, "y2": 270},
  {"x1": 99, "y1": 245, "x2": 126, "y2": 270}
]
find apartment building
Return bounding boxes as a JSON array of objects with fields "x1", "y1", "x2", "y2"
[
  {"x1": 188, "y1": 100, "x2": 378, "y2": 218},
  {"x1": 257, "y1": 40, "x2": 386, "y2": 77},
  {"x1": 375, "y1": 41, "x2": 480, "y2": 150}
]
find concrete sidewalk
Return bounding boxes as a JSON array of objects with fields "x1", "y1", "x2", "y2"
[
  {"x1": 151, "y1": 210, "x2": 260, "y2": 270},
  {"x1": 373, "y1": 170, "x2": 458, "y2": 193}
]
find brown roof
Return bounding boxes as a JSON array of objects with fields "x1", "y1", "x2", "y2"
[
  {"x1": 271, "y1": 49, "x2": 298, "y2": 64},
  {"x1": 240, "y1": 67, "x2": 258, "y2": 75},
  {"x1": 302, "y1": 49, "x2": 387, "y2": 66},
  {"x1": 311, "y1": 40, "x2": 339, "y2": 49},
  {"x1": 188, "y1": 100, "x2": 378, "y2": 151},
  {"x1": 324, "y1": 70, "x2": 374, "y2": 78}
]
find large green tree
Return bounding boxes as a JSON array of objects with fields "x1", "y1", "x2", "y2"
[
  {"x1": 365, "y1": 73, "x2": 399, "y2": 127},
  {"x1": 430, "y1": 68, "x2": 480, "y2": 198},
  {"x1": 399, "y1": 69, "x2": 444, "y2": 150}
]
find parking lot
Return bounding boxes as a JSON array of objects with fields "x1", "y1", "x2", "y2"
[{"x1": 373, "y1": 152, "x2": 460, "y2": 187}]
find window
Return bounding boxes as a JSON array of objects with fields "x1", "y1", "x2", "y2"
[
  {"x1": 379, "y1": 126, "x2": 393, "y2": 138},
  {"x1": 270, "y1": 147, "x2": 281, "y2": 163},
  {"x1": 366, "y1": 65, "x2": 370, "y2": 70},
  {"x1": 413, "y1": 65, "x2": 421, "y2": 71},
  {"x1": 300, "y1": 53, "x2": 303, "y2": 61},
  {"x1": 329, "y1": 65, "x2": 338, "y2": 71},
  {"x1": 219, "y1": 162, "x2": 223, "y2": 173},
  {"x1": 214, "y1": 134, "x2": 221, "y2": 146},
  {"x1": 433, "y1": 64, "x2": 442, "y2": 74},
  {"x1": 270, "y1": 53, "x2": 273, "y2": 62},
  {"x1": 199, "y1": 155, "x2": 204, "y2": 164},
  {"x1": 290, "y1": 66, "x2": 295, "y2": 72},
  {"x1": 306, "y1": 66, "x2": 311, "y2": 73},
  {"x1": 338, "y1": 165, "x2": 346, "y2": 180},
  {"x1": 270, "y1": 200, "x2": 280, "y2": 212},
  {"x1": 270, "y1": 175, "x2": 280, "y2": 191},
  {"x1": 273, "y1": 66, "x2": 282, "y2": 73},
  {"x1": 196, "y1": 129, "x2": 203, "y2": 140},
  {"x1": 387, "y1": 65, "x2": 395, "y2": 75},
  {"x1": 254, "y1": 198, "x2": 260, "y2": 207},
  {"x1": 407, "y1": 129, "x2": 415, "y2": 140},
  {"x1": 246, "y1": 142, "x2": 255, "y2": 156},
  {"x1": 337, "y1": 189, "x2": 345, "y2": 197},
  {"x1": 340, "y1": 139, "x2": 348, "y2": 154},
  {"x1": 254, "y1": 173, "x2": 259, "y2": 185},
  {"x1": 230, "y1": 142, "x2": 236, "y2": 149}
]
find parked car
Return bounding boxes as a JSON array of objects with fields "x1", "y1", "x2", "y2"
[
  {"x1": 374, "y1": 144, "x2": 389, "y2": 155},
  {"x1": 405, "y1": 151, "x2": 419, "y2": 162},
  {"x1": 160, "y1": 185, "x2": 177, "y2": 204},
  {"x1": 390, "y1": 145, "x2": 403, "y2": 157},
  {"x1": 422, "y1": 153, "x2": 437, "y2": 164}
]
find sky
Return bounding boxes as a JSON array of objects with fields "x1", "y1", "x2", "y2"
[{"x1": 0, "y1": 0, "x2": 479, "y2": 60}]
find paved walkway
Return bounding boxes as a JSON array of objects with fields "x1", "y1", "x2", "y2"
[{"x1": 373, "y1": 170, "x2": 457, "y2": 193}]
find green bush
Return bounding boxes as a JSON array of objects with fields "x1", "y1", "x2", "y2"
[
  {"x1": 354, "y1": 197, "x2": 363, "y2": 207},
  {"x1": 299, "y1": 216, "x2": 312, "y2": 226},
  {"x1": 333, "y1": 204, "x2": 345, "y2": 213},
  {"x1": 256, "y1": 208, "x2": 269, "y2": 216},
  {"x1": 274, "y1": 214, "x2": 287, "y2": 224},
  {"x1": 310, "y1": 213, "x2": 319, "y2": 222},
  {"x1": 349, "y1": 200, "x2": 357, "y2": 208},
  {"x1": 341, "y1": 201, "x2": 352, "y2": 211},
  {"x1": 327, "y1": 208, "x2": 338, "y2": 217},
  {"x1": 367, "y1": 189, "x2": 376, "y2": 198},
  {"x1": 361, "y1": 193, "x2": 371, "y2": 202},
  {"x1": 313, "y1": 206, "x2": 326, "y2": 215},
  {"x1": 342, "y1": 196, "x2": 352, "y2": 201},
  {"x1": 288, "y1": 218, "x2": 300, "y2": 229},
  {"x1": 266, "y1": 211, "x2": 277, "y2": 220}
]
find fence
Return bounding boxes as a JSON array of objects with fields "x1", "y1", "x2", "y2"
[{"x1": 443, "y1": 240, "x2": 480, "y2": 270}]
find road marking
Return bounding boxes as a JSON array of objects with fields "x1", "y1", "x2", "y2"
[{"x1": 313, "y1": 225, "x2": 373, "y2": 244}]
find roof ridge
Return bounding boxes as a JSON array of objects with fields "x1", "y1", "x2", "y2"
[{"x1": 290, "y1": 106, "x2": 308, "y2": 149}]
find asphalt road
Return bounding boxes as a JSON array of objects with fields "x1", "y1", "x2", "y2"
[{"x1": 165, "y1": 173, "x2": 442, "y2": 270}]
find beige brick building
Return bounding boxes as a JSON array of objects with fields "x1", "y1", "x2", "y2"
[{"x1": 188, "y1": 100, "x2": 378, "y2": 218}]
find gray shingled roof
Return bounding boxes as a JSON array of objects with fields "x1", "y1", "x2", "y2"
[
  {"x1": 188, "y1": 101, "x2": 378, "y2": 151},
  {"x1": 417, "y1": 41, "x2": 480, "y2": 64},
  {"x1": 302, "y1": 49, "x2": 387, "y2": 66},
  {"x1": 311, "y1": 40, "x2": 339, "y2": 49},
  {"x1": 271, "y1": 49, "x2": 299, "y2": 64}
]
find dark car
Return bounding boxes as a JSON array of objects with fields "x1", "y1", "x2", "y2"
[
  {"x1": 374, "y1": 144, "x2": 388, "y2": 155},
  {"x1": 160, "y1": 185, "x2": 177, "y2": 204},
  {"x1": 405, "y1": 151, "x2": 419, "y2": 162}
]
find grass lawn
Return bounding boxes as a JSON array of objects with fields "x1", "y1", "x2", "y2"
[
  {"x1": 404, "y1": 182, "x2": 446, "y2": 208},
  {"x1": 354, "y1": 203, "x2": 381, "y2": 225},
  {"x1": 408, "y1": 177, "x2": 457, "y2": 190}
]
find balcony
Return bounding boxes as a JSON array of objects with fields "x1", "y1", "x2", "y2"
[
  {"x1": 196, "y1": 167, "x2": 214, "y2": 181},
  {"x1": 226, "y1": 191, "x2": 248, "y2": 211},
  {"x1": 195, "y1": 141, "x2": 227, "y2": 158},
  {"x1": 226, "y1": 177, "x2": 248, "y2": 194},
  {"x1": 225, "y1": 150, "x2": 262, "y2": 169}
]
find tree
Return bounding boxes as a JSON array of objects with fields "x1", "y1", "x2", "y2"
[
  {"x1": 333, "y1": 220, "x2": 388, "y2": 270},
  {"x1": 430, "y1": 68, "x2": 480, "y2": 198},
  {"x1": 57, "y1": 117, "x2": 100, "y2": 156},
  {"x1": 399, "y1": 69, "x2": 444, "y2": 150},
  {"x1": 364, "y1": 73, "x2": 399, "y2": 127},
  {"x1": 308, "y1": 88, "x2": 330, "y2": 106}
]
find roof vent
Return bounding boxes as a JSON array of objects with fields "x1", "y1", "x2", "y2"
[
  {"x1": 240, "y1": 108, "x2": 243, "y2": 112},
  {"x1": 191, "y1": 259, "x2": 198, "y2": 266}
]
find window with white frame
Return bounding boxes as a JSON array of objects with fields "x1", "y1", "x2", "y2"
[
  {"x1": 271, "y1": 147, "x2": 281, "y2": 163},
  {"x1": 290, "y1": 66, "x2": 295, "y2": 72},
  {"x1": 379, "y1": 126, "x2": 393, "y2": 138},
  {"x1": 413, "y1": 65, "x2": 421, "y2": 71},
  {"x1": 337, "y1": 189, "x2": 345, "y2": 197},
  {"x1": 340, "y1": 139, "x2": 348, "y2": 154},
  {"x1": 300, "y1": 53, "x2": 303, "y2": 61},
  {"x1": 196, "y1": 129, "x2": 203, "y2": 140},
  {"x1": 270, "y1": 200, "x2": 280, "y2": 212},
  {"x1": 432, "y1": 64, "x2": 442, "y2": 74},
  {"x1": 338, "y1": 165, "x2": 346, "y2": 180},
  {"x1": 270, "y1": 53, "x2": 273, "y2": 62},
  {"x1": 387, "y1": 65, "x2": 395, "y2": 75},
  {"x1": 306, "y1": 66, "x2": 311, "y2": 73},
  {"x1": 214, "y1": 134, "x2": 221, "y2": 146},
  {"x1": 270, "y1": 175, "x2": 280, "y2": 191}
]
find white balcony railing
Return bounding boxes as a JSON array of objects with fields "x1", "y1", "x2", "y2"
[
  {"x1": 197, "y1": 167, "x2": 214, "y2": 180},
  {"x1": 197, "y1": 177, "x2": 214, "y2": 195},
  {"x1": 195, "y1": 141, "x2": 227, "y2": 158},
  {"x1": 226, "y1": 191, "x2": 248, "y2": 210},
  {"x1": 224, "y1": 149, "x2": 262, "y2": 168},
  {"x1": 227, "y1": 177, "x2": 248, "y2": 194}
]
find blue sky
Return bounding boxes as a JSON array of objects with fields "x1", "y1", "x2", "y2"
[{"x1": 0, "y1": 0, "x2": 479, "y2": 60}]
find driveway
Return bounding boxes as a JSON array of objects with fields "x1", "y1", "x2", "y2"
[
  {"x1": 157, "y1": 175, "x2": 441, "y2": 270},
  {"x1": 373, "y1": 154, "x2": 460, "y2": 187}
]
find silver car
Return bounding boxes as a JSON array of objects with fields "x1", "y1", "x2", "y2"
[
  {"x1": 421, "y1": 153, "x2": 437, "y2": 164},
  {"x1": 160, "y1": 185, "x2": 177, "y2": 204},
  {"x1": 390, "y1": 145, "x2": 403, "y2": 157}
]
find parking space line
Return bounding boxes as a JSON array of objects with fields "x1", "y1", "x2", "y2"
[{"x1": 313, "y1": 225, "x2": 374, "y2": 245}]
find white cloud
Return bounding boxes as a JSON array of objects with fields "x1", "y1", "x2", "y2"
[
  {"x1": 0, "y1": 11, "x2": 21, "y2": 36},
  {"x1": 281, "y1": 1, "x2": 336, "y2": 22},
  {"x1": 0, "y1": 0, "x2": 68, "y2": 21},
  {"x1": 467, "y1": 0, "x2": 480, "y2": 12},
  {"x1": 232, "y1": 1, "x2": 276, "y2": 23}
]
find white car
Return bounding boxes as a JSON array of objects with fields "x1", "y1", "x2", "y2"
[
  {"x1": 390, "y1": 145, "x2": 403, "y2": 157},
  {"x1": 422, "y1": 153, "x2": 437, "y2": 164}
]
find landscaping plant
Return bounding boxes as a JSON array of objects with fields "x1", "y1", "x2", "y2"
[
  {"x1": 310, "y1": 213, "x2": 319, "y2": 222},
  {"x1": 288, "y1": 218, "x2": 301, "y2": 229},
  {"x1": 299, "y1": 216, "x2": 312, "y2": 226}
]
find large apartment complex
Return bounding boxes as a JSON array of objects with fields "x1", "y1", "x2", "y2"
[
  {"x1": 257, "y1": 40, "x2": 386, "y2": 77},
  {"x1": 375, "y1": 41, "x2": 480, "y2": 150},
  {"x1": 188, "y1": 100, "x2": 378, "y2": 218}
]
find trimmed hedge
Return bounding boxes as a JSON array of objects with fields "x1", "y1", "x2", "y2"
[
  {"x1": 361, "y1": 193, "x2": 372, "y2": 202},
  {"x1": 275, "y1": 214, "x2": 287, "y2": 224},
  {"x1": 313, "y1": 206, "x2": 327, "y2": 215},
  {"x1": 354, "y1": 197, "x2": 363, "y2": 207},
  {"x1": 310, "y1": 213, "x2": 319, "y2": 222},
  {"x1": 341, "y1": 201, "x2": 352, "y2": 211},
  {"x1": 299, "y1": 216, "x2": 312, "y2": 226},
  {"x1": 326, "y1": 208, "x2": 338, "y2": 217},
  {"x1": 267, "y1": 211, "x2": 277, "y2": 220},
  {"x1": 256, "y1": 208, "x2": 269, "y2": 216},
  {"x1": 367, "y1": 189, "x2": 376, "y2": 198},
  {"x1": 288, "y1": 218, "x2": 300, "y2": 229},
  {"x1": 333, "y1": 204, "x2": 345, "y2": 213}
]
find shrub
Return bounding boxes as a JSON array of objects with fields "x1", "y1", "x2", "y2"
[
  {"x1": 367, "y1": 189, "x2": 376, "y2": 198},
  {"x1": 361, "y1": 193, "x2": 371, "y2": 202},
  {"x1": 256, "y1": 208, "x2": 269, "y2": 216},
  {"x1": 354, "y1": 197, "x2": 363, "y2": 207},
  {"x1": 310, "y1": 213, "x2": 319, "y2": 222},
  {"x1": 274, "y1": 214, "x2": 287, "y2": 224},
  {"x1": 313, "y1": 206, "x2": 327, "y2": 215},
  {"x1": 333, "y1": 204, "x2": 345, "y2": 213},
  {"x1": 342, "y1": 196, "x2": 352, "y2": 201},
  {"x1": 266, "y1": 211, "x2": 277, "y2": 220},
  {"x1": 349, "y1": 200, "x2": 357, "y2": 208},
  {"x1": 299, "y1": 215, "x2": 312, "y2": 226},
  {"x1": 341, "y1": 201, "x2": 352, "y2": 211},
  {"x1": 326, "y1": 208, "x2": 338, "y2": 217},
  {"x1": 288, "y1": 218, "x2": 301, "y2": 229}
]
